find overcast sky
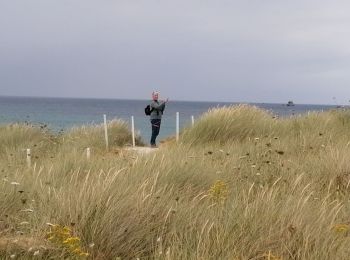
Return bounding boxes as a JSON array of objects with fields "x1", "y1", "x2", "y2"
[{"x1": 1, "y1": 0, "x2": 350, "y2": 104}]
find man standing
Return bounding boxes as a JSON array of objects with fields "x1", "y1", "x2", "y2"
[{"x1": 150, "y1": 91, "x2": 168, "y2": 147}]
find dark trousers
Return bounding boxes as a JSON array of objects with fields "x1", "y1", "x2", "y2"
[{"x1": 150, "y1": 119, "x2": 161, "y2": 145}]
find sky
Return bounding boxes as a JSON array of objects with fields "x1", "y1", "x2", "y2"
[{"x1": 1, "y1": 0, "x2": 350, "y2": 105}]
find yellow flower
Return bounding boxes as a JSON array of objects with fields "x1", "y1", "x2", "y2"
[
  {"x1": 209, "y1": 180, "x2": 229, "y2": 203},
  {"x1": 62, "y1": 226, "x2": 71, "y2": 233},
  {"x1": 63, "y1": 237, "x2": 81, "y2": 244},
  {"x1": 46, "y1": 223, "x2": 89, "y2": 258},
  {"x1": 333, "y1": 223, "x2": 350, "y2": 233}
]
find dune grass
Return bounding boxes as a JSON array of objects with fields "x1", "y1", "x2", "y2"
[
  {"x1": 181, "y1": 104, "x2": 276, "y2": 145},
  {"x1": 1, "y1": 106, "x2": 350, "y2": 259},
  {"x1": 62, "y1": 119, "x2": 143, "y2": 153}
]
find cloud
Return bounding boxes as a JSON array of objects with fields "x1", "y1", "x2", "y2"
[{"x1": 1, "y1": 0, "x2": 350, "y2": 104}]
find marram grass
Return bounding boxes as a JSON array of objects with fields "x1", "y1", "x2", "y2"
[
  {"x1": 181, "y1": 104, "x2": 276, "y2": 145},
  {"x1": 1, "y1": 107, "x2": 350, "y2": 259},
  {"x1": 61, "y1": 119, "x2": 144, "y2": 152}
]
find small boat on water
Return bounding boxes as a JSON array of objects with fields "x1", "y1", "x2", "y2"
[{"x1": 286, "y1": 101, "x2": 295, "y2": 106}]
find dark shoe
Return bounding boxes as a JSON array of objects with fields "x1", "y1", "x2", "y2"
[{"x1": 150, "y1": 144, "x2": 157, "y2": 148}]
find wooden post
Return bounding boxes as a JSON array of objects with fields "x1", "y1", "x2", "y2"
[
  {"x1": 131, "y1": 116, "x2": 136, "y2": 147},
  {"x1": 191, "y1": 115, "x2": 194, "y2": 127},
  {"x1": 103, "y1": 114, "x2": 109, "y2": 150},
  {"x1": 26, "y1": 149, "x2": 31, "y2": 167},
  {"x1": 176, "y1": 112, "x2": 179, "y2": 142},
  {"x1": 86, "y1": 147, "x2": 91, "y2": 160}
]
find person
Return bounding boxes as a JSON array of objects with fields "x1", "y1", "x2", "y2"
[{"x1": 149, "y1": 91, "x2": 168, "y2": 147}]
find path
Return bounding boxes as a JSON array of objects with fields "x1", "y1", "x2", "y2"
[{"x1": 124, "y1": 146, "x2": 159, "y2": 155}]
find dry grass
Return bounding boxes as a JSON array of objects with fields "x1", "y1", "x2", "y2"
[
  {"x1": 1, "y1": 106, "x2": 350, "y2": 259},
  {"x1": 181, "y1": 104, "x2": 276, "y2": 145}
]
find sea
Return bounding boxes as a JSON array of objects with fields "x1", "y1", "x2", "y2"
[{"x1": 0, "y1": 96, "x2": 338, "y2": 144}]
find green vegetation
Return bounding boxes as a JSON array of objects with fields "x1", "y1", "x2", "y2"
[{"x1": 1, "y1": 106, "x2": 350, "y2": 259}]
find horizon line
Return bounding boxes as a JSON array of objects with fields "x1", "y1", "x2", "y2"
[{"x1": 0, "y1": 94, "x2": 341, "y2": 107}]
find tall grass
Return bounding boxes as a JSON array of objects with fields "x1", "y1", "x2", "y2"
[
  {"x1": 61, "y1": 119, "x2": 143, "y2": 152},
  {"x1": 181, "y1": 104, "x2": 276, "y2": 145},
  {"x1": 1, "y1": 107, "x2": 350, "y2": 259}
]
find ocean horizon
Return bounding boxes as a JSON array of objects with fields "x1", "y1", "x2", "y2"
[
  {"x1": 0, "y1": 95, "x2": 340, "y2": 143},
  {"x1": 0, "y1": 95, "x2": 341, "y2": 106}
]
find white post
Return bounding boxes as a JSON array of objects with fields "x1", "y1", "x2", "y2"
[
  {"x1": 191, "y1": 115, "x2": 194, "y2": 127},
  {"x1": 86, "y1": 147, "x2": 91, "y2": 160},
  {"x1": 176, "y1": 112, "x2": 179, "y2": 142},
  {"x1": 131, "y1": 116, "x2": 136, "y2": 147},
  {"x1": 103, "y1": 114, "x2": 109, "y2": 150},
  {"x1": 26, "y1": 149, "x2": 31, "y2": 167}
]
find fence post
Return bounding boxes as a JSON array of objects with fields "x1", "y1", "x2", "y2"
[
  {"x1": 86, "y1": 147, "x2": 91, "y2": 160},
  {"x1": 131, "y1": 116, "x2": 136, "y2": 147},
  {"x1": 176, "y1": 112, "x2": 179, "y2": 142},
  {"x1": 26, "y1": 149, "x2": 31, "y2": 167},
  {"x1": 103, "y1": 114, "x2": 109, "y2": 151},
  {"x1": 191, "y1": 115, "x2": 194, "y2": 127}
]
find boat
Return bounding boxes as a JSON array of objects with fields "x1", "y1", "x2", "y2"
[{"x1": 286, "y1": 101, "x2": 295, "y2": 106}]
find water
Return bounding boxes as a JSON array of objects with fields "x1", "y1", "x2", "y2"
[{"x1": 0, "y1": 96, "x2": 338, "y2": 144}]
